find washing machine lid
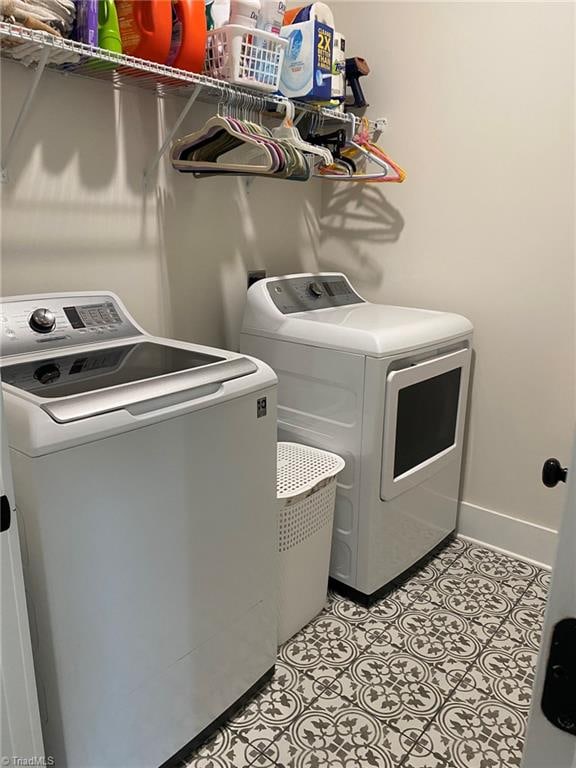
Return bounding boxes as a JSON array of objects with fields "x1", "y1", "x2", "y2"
[
  {"x1": 1, "y1": 339, "x2": 258, "y2": 423},
  {"x1": 242, "y1": 273, "x2": 473, "y2": 356},
  {"x1": 1, "y1": 341, "x2": 226, "y2": 399}
]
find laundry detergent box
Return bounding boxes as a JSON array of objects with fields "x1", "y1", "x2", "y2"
[{"x1": 279, "y1": 20, "x2": 334, "y2": 100}]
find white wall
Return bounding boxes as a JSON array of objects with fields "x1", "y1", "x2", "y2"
[
  {"x1": 0, "y1": 61, "x2": 321, "y2": 349},
  {"x1": 319, "y1": 1, "x2": 575, "y2": 541},
  {"x1": 1, "y1": 63, "x2": 170, "y2": 334}
]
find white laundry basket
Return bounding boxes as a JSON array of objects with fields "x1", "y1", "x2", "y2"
[
  {"x1": 276, "y1": 442, "x2": 345, "y2": 645},
  {"x1": 204, "y1": 25, "x2": 288, "y2": 93}
]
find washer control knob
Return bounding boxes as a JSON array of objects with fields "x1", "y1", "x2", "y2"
[
  {"x1": 34, "y1": 363, "x2": 60, "y2": 385},
  {"x1": 308, "y1": 281, "x2": 324, "y2": 298},
  {"x1": 29, "y1": 308, "x2": 56, "y2": 334}
]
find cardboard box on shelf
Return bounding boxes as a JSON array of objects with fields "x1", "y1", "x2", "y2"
[{"x1": 279, "y1": 19, "x2": 334, "y2": 101}]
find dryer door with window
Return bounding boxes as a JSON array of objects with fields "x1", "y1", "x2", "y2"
[{"x1": 381, "y1": 347, "x2": 471, "y2": 501}]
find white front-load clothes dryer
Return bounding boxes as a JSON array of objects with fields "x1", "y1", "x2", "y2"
[
  {"x1": 0, "y1": 292, "x2": 278, "y2": 768},
  {"x1": 241, "y1": 273, "x2": 473, "y2": 604}
]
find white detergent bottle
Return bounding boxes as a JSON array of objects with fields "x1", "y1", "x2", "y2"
[
  {"x1": 229, "y1": 0, "x2": 260, "y2": 28},
  {"x1": 256, "y1": 0, "x2": 286, "y2": 34}
]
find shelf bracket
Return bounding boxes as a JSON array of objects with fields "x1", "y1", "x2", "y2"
[
  {"x1": 293, "y1": 110, "x2": 307, "y2": 127},
  {"x1": 144, "y1": 83, "x2": 203, "y2": 187},
  {"x1": 1, "y1": 46, "x2": 49, "y2": 183}
]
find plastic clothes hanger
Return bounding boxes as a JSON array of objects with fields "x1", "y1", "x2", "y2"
[
  {"x1": 238, "y1": 95, "x2": 310, "y2": 181},
  {"x1": 272, "y1": 102, "x2": 334, "y2": 168},
  {"x1": 171, "y1": 93, "x2": 311, "y2": 181},
  {"x1": 171, "y1": 92, "x2": 280, "y2": 176},
  {"x1": 342, "y1": 117, "x2": 406, "y2": 183},
  {"x1": 171, "y1": 115, "x2": 278, "y2": 175},
  {"x1": 307, "y1": 127, "x2": 357, "y2": 175},
  {"x1": 315, "y1": 117, "x2": 406, "y2": 182},
  {"x1": 235, "y1": 95, "x2": 310, "y2": 181},
  {"x1": 236, "y1": 96, "x2": 311, "y2": 181}
]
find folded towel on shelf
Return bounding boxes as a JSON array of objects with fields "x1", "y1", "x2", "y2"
[
  {"x1": 11, "y1": 0, "x2": 75, "y2": 35},
  {"x1": 1, "y1": 0, "x2": 80, "y2": 66},
  {"x1": 1, "y1": 0, "x2": 60, "y2": 34}
]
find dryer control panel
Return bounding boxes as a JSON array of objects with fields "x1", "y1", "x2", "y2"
[
  {"x1": 0, "y1": 294, "x2": 140, "y2": 358},
  {"x1": 267, "y1": 274, "x2": 364, "y2": 314}
]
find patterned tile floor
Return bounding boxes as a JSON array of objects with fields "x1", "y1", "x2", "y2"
[{"x1": 185, "y1": 538, "x2": 550, "y2": 768}]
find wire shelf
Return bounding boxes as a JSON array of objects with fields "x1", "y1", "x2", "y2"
[
  {"x1": 0, "y1": 21, "x2": 386, "y2": 182},
  {"x1": 0, "y1": 22, "x2": 366, "y2": 121}
]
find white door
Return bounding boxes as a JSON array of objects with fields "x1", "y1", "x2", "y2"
[
  {"x1": 0, "y1": 391, "x2": 44, "y2": 764},
  {"x1": 522, "y1": 437, "x2": 576, "y2": 768}
]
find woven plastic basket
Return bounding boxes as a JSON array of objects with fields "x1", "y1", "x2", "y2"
[{"x1": 276, "y1": 442, "x2": 345, "y2": 645}]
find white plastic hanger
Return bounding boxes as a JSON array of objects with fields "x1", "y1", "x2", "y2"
[
  {"x1": 171, "y1": 94, "x2": 311, "y2": 180},
  {"x1": 272, "y1": 102, "x2": 333, "y2": 167},
  {"x1": 171, "y1": 114, "x2": 279, "y2": 175}
]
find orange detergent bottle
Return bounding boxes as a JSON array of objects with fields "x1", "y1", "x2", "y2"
[
  {"x1": 166, "y1": 0, "x2": 207, "y2": 72},
  {"x1": 116, "y1": 1, "x2": 173, "y2": 64}
]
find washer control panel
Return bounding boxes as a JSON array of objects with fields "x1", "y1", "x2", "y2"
[
  {"x1": 0, "y1": 294, "x2": 140, "y2": 358},
  {"x1": 266, "y1": 274, "x2": 364, "y2": 314}
]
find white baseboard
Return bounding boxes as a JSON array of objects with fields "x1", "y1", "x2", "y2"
[{"x1": 457, "y1": 501, "x2": 557, "y2": 571}]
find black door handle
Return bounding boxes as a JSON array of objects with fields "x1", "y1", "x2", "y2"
[
  {"x1": 542, "y1": 458, "x2": 568, "y2": 488},
  {"x1": 0, "y1": 495, "x2": 11, "y2": 532}
]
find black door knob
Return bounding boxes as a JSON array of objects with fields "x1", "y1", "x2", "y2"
[{"x1": 542, "y1": 458, "x2": 568, "y2": 488}]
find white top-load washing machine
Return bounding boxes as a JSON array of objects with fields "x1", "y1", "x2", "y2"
[
  {"x1": 0, "y1": 292, "x2": 278, "y2": 768},
  {"x1": 241, "y1": 273, "x2": 473, "y2": 604}
]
